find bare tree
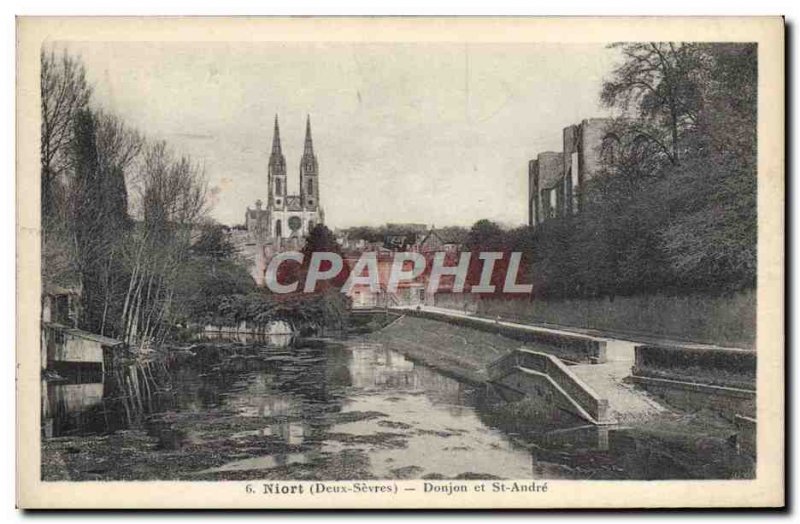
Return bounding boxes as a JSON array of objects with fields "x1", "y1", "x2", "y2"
[
  {"x1": 93, "y1": 112, "x2": 144, "y2": 335},
  {"x1": 120, "y1": 141, "x2": 208, "y2": 349},
  {"x1": 40, "y1": 47, "x2": 214, "y2": 348},
  {"x1": 40, "y1": 47, "x2": 92, "y2": 217}
]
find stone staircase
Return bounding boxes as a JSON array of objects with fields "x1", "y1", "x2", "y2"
[
  {"x1": 488, "y1": 348, "x2": 612, "y2": 424},
  {"x1": 488, "y1": 347, "x2": 667, "y2": 425}
]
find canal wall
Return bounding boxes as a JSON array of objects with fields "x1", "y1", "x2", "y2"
[
  {"x1": 735, "y1": 415, "x2": 757, "y2": 456},
  {"x1": 363, "y1": 315, "x2": 527, "y2": 384},
  {"x1": 398, "y1": 307, "x2": 607, "y2": 364},
  {"x1": 433, "y1": 289, "x2": 756, "y2": 349},
  {"x1": 630, "y1": 344, "x2": 756, "y2": 419}
]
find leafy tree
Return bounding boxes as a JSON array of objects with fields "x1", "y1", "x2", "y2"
[
  {"x1": 70, "y1": 110, "x2": 105, "y2": 332},
  {"x1": 209, "y1": 289, "x2": 350, "y2": 334},
  {"x1": 67, "y1": 110, "x2": 142, "y2": 335},
  {"x1": 300, "y1": 223, "x2": 350, "y2": 291},
  {"x1": 38, "y1": 48, "x2": 219, "y2": 349},
  {"x1": 522, "y1": 43, "x2": 756, "y2": 300},
  {"x1": 466, "y1": 219, "x2": 507, "y2": 252},
  {"x1": 193, "y1": 224, "x2": 237, "y2": 261},
  {"x1": 344, "y1": 225, "x2": 385, "y2": 243},
  {"x1": 601, "y1": 43, "x2": 705, "y2": 166}
]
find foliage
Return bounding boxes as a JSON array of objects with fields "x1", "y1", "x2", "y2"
[
  {"x1": 189, "y1": 223, "x2": 353, "y2": 334},
  {"x1": 343, "y1": 225, "x2": 385, "y2": 244},
  {"x1": 117, "y1": 142, "x2": 208, "y2": 347},
  {"x1": 465, "y1": 219, "x2": 506, "y2": 252},
  {"x1": 40, "y1": 47, "x2": 210, "y2": 350},
  {"x1": 192, "y1": 223, "x2": 237, "y2": 260},
  {"x1": 601, "y1": 42, "x2": 707, "y2": 165},
  {"x1": 488, "y1": 43, "x2": 757, "y2": 299},
  {"x1": 172, "y1": 227, "x2": 255, "y2": 325},
  {"x1": 40, "y1": 48, "x2": 92, "y2": 218},
  {"x1": 299, "y1": 223, "x2": 351, "y2": 291},
  {"x1": 208, "y1": 289, "x2": 351, "y2": 333}
]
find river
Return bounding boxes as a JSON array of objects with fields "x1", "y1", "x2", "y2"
[{"x1": 41, "y1": 335, "x2": 754, "y2": 481}]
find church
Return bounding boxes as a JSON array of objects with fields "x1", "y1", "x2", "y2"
[{"x1": 245, "y1": 115, "x2": 324, "y2": 249}]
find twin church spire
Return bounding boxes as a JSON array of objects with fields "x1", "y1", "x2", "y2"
[
  {"x1": 245, "y1": 114, "x2": 322, "y2": 245},
  {"x1": 270, "y1": 114, "x2": 315, "y2": 164},
  {"x1": 268, "y1": 114, "x2": 319, "y2": 212}
]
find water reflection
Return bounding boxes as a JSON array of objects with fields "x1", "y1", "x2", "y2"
[
  {"x1": 41, "y1": 338, "x2": 755, "y2": 480},
  {"x1": 198, "y1": 331, "x2": 293, "y2": 347},
  {"x1": 41, "y1": 381, "x2": 104, "y2": 438}
]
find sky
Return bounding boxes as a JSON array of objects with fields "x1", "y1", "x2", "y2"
[{"x1": 66, "y1": 41, "x2": 620, "y2": 229}]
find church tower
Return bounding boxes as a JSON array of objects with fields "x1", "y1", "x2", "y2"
[
  {"x1": 252, "y1": 114, "x2": 323, "y2": 250},
  {"x1": 268, "y1": 115, "x2": 287, "y2": 214},
  {"x1": 299, "y1": 115, "x2": 319, "y2": 212}
]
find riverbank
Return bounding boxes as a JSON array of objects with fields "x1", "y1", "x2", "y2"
[
  {"x1": 41, "y1": 328, "x2": 754, "y2": 481},
  {"x1": 361, "y1": 315, "x2": 523, "y2": 384},
  {"x1": 41, "y1": 339, "x2": 548, "y2": 481},
  {"x1": 362, "y1": 314, "x2": 753, "y2": 461}
]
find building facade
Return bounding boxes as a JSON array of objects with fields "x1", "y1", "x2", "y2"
[
  {"x1": 528, "y1": 118, "x2": 614, "y2": 226},
  {"x1": 245, "y1": 115, "x2": 324, "y2": 248}
]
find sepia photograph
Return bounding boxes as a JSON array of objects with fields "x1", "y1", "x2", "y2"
[{"x1": 15, "y1": 16, "x2": 784, "y2": 509}]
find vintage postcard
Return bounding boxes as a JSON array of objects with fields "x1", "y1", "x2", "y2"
[{"x1": 16, "y1": 17, "x2": 784, "y2": 509}]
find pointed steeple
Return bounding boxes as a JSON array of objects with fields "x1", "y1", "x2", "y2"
[
  {"x1": 299, "y1": 114, "x2": 318, "y2": 210},
  {"x1": 303, "y1": 114, "x2": 314, "y2": 157},
  {"x1": 271, "y1": 114, "x2": 283, "y2": 157},
  {"x1": 268, "y1": 114, "x2": 286, "y2": 201}
]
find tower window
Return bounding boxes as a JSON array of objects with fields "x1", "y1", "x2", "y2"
[
  {"x1": 307, "y1": 179, "x2": 313, "y2": 193},
  {"x1": 308, "y1": 199, "x2": 314, "y2": 206},
  {"x1": 276, "y1": 179, "x2": 282, "y2": 194}
]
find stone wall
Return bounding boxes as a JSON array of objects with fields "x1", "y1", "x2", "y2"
[
  {"x1": 537, "y1": 151, "x2": 564, "y2": 188},
  {"x1": 528, "y1": 159, "x2": 538, "y2": 226},
  {"x1": 536, "y1": 151, "x2": 565, "y2": 219},
  {"x1": 629, "y1": 375, "x2": 756, "y2": 420},
  {"x1": 578, "y1": 118, "x2": 613, "y2": 183},
  {"x1": 432, "y1": 289, "x2": 756, "y2": 349},
  {"x1": 633, "y1": 344, "x2": 756, "y2": 389},
  {"x1": 630, "y1": 343, "x2": 756, "y2": 419},
  {"x1": 530, "y1": 118, "x2": 613, "y2": 223},
  {"x1": 403, "y1": 307, "x2": 608, "y2": 364}
]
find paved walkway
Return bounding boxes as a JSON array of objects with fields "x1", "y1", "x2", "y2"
[
  {"x1": 395, "y1": 304, "x2": 612, "y2": 344},
  {"x1": 570, "y1": 361, "x2": 667, "y2": 423}
]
